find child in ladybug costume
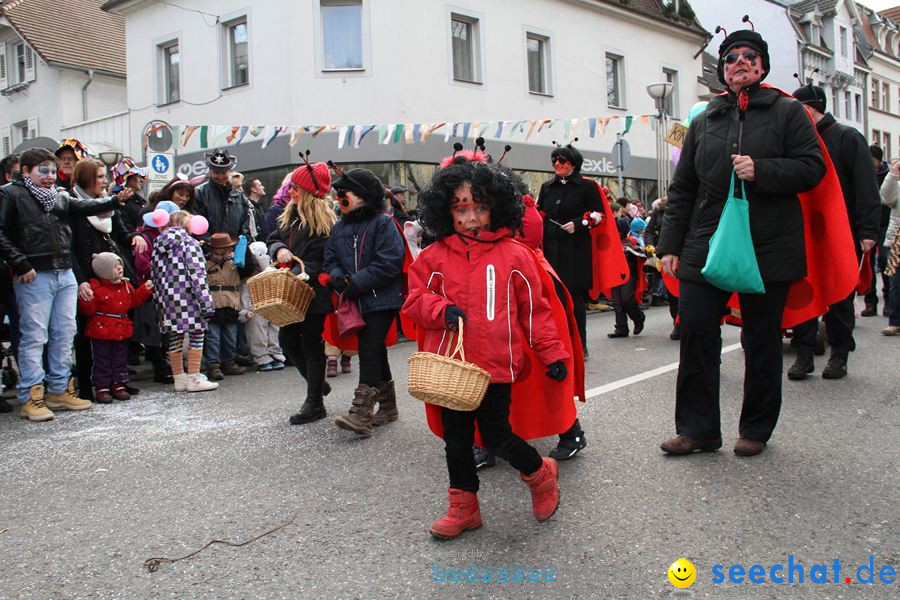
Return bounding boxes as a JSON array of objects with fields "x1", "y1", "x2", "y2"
[
  {"x1": 78, "y1": 252, "x2": 153, "y2": 402},
  {"x1": 403, "y1": 161, "x2": 568, "y2": 540}
]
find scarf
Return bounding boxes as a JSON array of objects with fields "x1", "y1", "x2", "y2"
[
  {"x1": 74, "y1": 185, "x2": 115, "y2": 233},
  {"x1": 23, "y1": 177, "x2": 58, "y2": 213}
]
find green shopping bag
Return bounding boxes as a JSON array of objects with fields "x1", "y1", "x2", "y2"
[{"x1": 700, "y1": 174, "x2": 765, "y2": 294}]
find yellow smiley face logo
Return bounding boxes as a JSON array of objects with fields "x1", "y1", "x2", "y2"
[{"x1": 668, "y1": 558, "x2": 697, "y2": 588}]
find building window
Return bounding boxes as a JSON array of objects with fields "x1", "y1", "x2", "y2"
[
  {"x1": 159, "y1": 41, "x2": 180, "y2": 104},
  {"x1": 606, "y1": 53, "x2": 624, "y2": 109},
  {"x1": 451, "y1": 14, "x2": 481, "y2": 83},
  {"x1": 9, "y1": 41, "x2": 34, "y2": 85},
  {"x1": 832, "y1": 90, "x2": 839, "y2": 118},
  {"x1": 224, "y1": 17, "x2": 249, "y2": 87},
  {"x1": 663, "y1": 68, "x2": 679, "y2": 118},
  {"x1": 884, "y1": 133, "x2": 892, "y2": 163},
  {"x1": 871, "y1": 78, "x2": 879, "y2": 108},
  {"x1": 844, "y1": 91, "x2": 851, "y2": 120},
  {"x1": 13, "y1": 120, "x2": 28, "y2": 146},
  {"x1": 855, "y1": 93, "x2": 861, "y2": 122},
  {"x1": 840, "y1": 26, "x2": 847, "y2": 57},
  {"x1": 883, "y1": 82, "x2": 890, "y2": 111},
  {"x1": 321, "y1": 0, "x2": 363, "y2": 70},
  {"x1": 526, "y1": 33, "x2": 551, "y2": 95},
  {"x1": 872, "y1": 129, "x2": 881, "y2": 146}
]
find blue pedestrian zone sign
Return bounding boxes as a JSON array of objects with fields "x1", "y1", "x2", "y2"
[{"x1": 151, "y1": 154, "x2": 170, "y2": 174}]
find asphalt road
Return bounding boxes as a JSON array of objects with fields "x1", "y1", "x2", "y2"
[{"x1": 0, "y1": 300, "x2": 897, "y2": 599}]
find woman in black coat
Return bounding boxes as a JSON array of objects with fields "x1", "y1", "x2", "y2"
[
  {"x1": 657, "y1": 29, "x2": 825, "y2": 457},
  {"x1": 537, "y1": 144, "x2": 603, "y2": 355},
  {"x1": 267, "y1": 163, "x2": 337, "y2": 425}
]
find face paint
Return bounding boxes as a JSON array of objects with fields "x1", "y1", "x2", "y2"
[
  {"x1": 336, "y1": 189, "x2": 363, "y2": 214},
  {"x1": 451, "y1": 182, "x2": 491, "y2": 236}
]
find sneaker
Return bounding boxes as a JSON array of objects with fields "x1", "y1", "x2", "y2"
[
  {"x1": 186, "y1": 373, "x2": 219, "y2": 392},
  {"x1": 20, "y1": 385, "x2": 53, "y2": 422},
  {"x1": 45, "y1": 379, "x2": 92, "y2": 411},
  {"x1": 882, "y1": 325, "x2": 900, "y2": 336},
  {"x1": 173, "y1": 373, "x2": 188, "y2": 392},
  {"x1": 270, "y1": 360, "x2": 285, "y2": 370},
  {"x1": 326, "y1": 356, "x2": 338, "y2": 378},
  {"x1": 549, "y1": 433, "x2": 587, "y2": 461},
  {"x1": 257, "y1": 361, "x2": 276, "y2": 372},
  {"x1": 473, "y1": 446, "x2": 496, "y2": 470}
]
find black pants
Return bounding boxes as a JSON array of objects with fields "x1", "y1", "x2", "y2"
[
  {"x1": 674, "y1": 280, "x2": 790, "y2": 442},
  {"x1": 279, "y1": 313, "x2": 327, "y2": 399},
  {"x1": 791, "y1": 292, "x2": 855, "y2": 357},
  {"x1": 356, "y1": 310, "x2": 396, "y2": 386},
  {"x1": 611, "y1": 278, "x2": 642, "y2": 332},
  {"x1": 442, "y1": 383, "x2": 543, "y2": 492}
]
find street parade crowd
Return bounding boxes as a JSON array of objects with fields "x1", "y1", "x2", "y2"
[{"x1": 0, "y1": 27, "x2": 898, "y2": 540}]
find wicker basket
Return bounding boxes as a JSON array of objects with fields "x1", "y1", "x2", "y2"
[
  {"x1": 247, "y1": 258, "x2": 315, "y2": 326},
  {"x1": 408, "y1": 319, "x2": 490, "y2": 411}
]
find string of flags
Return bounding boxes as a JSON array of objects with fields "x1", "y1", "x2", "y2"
[{"x1": 169, "y1": 113, "x2": 662, "y2": 151}]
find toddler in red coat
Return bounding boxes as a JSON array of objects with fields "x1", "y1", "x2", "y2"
[
  {"x1": 78, "y1": 252, "x2": 153, "y2": 402},
  {"x1": 403, "y1": 161, "x2": 568, "y2": 540}
]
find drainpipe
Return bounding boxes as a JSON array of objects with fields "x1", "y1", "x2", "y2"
[{"x1": 81, "y1": 69, "x2": 94, "y2": 122}]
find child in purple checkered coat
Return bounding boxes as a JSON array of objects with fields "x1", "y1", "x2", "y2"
[{"x1": 150, "y1": 211, "x2": 218, "y2": 393}]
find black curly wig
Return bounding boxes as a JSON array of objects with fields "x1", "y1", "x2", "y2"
[{"x1": 418, "y1": 161, "x2": 525, "y2": 240}]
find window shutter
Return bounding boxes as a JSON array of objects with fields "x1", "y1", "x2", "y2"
[
  {"x1": 24, "y1": 45, "x2": 35, "y2": 82},
  {"x1": 27, "y1": 117, "x2": 38, "y2": 139},
  {"x1": 0, "y1": 127, "x2": 11, "y2": 156},
  {"x1": 0, "y1": 43, "x2": 7, "y2": 89}
]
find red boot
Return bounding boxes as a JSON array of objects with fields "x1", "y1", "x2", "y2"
[
  {"x1": 521, "y1": 457, "x2": 559, "y2": 521},
  {"x1": 429, "y1": 488, "x2": 482, "y2": 540}
]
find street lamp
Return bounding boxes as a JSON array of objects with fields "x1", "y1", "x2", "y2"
[{"x1": 646, "y1": 82, "x2": 674, "y2": 201}]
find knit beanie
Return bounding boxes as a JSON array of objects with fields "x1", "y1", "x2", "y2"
[
  {"x1": 332, "y1": 168, "x2": 386, "y2": 207},
  {"x1": 290, "y1": 162, "x2": 332, "y2": 198},
  {"x1": 92, "y1": 252, "x2": 123, "y2": 282},
  {"x1": 717, "y1": 30, "x2": 770, "y2": 86},
  {"x1": 793, "y1": 84, "x2": 827, "y2": 113},
  {"x1": 629, "y1": 217, "x2": 647, "y2": 233}
]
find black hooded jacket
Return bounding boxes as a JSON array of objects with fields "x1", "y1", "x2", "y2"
[
  {"x1": 194, "y1": 179, "x2": 250, "y2": 239},
  {"x1": 658, "y1": 86, "x2": 826, "y2": 284}
]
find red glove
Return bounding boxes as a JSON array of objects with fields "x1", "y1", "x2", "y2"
[
  {"x1": 522, "y1": 194, "x2": 536, "y2": 208},
  {"x1": 317, "y1": 272, "x2": 332, "y2": 288}
]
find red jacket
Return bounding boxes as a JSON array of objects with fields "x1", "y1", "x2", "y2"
[
  {"x1": 403, "y1": 228, "x2": 567, "y2": 383},
  {"x1": 79, "y1": 278, "x2": 153, "y2": 341}
]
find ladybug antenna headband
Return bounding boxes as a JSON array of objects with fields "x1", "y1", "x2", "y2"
[
  {"x1": 741, "y1": 14, "x2": 756, "y2": 32},
  {"x1": 299, "y1": 149, "x2": 320, "y2": 193}
]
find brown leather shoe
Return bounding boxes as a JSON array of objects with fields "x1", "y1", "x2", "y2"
[
  {"x1": 659, "y1": 435, "x2": 722, "y2": 455},
  {"x1": 222, "y1": 363, "x2": 246, "y2": 376},
  {"x1": 94, "y1": 389, "x2": 114, "y2": 404},
  {"x1": 733, "y1": 437, "x2": 766, "y2": 456},
  {"x1": 111, "y1": 385, "x2": 131, "y2": 401}
]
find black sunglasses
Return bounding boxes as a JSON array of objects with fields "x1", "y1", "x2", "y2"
[
  {"x1": 723, "y1": 50, "x2": 760, "y2": 64},
  {"x1": 333, "y1": 186, "x2": 348, "y2": 198},
  {"x1": 552, "y1": 157, "x2": 570, "y2": 165}
]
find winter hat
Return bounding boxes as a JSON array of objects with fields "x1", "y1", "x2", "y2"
[
  {"x1": 792, "y1": 84, "x2": 827, "y2": 114},
  {"x1": 716, "y1": 30, "x2": 770, "y2": 86},
  {"x1": 550, "y1": 144, "x2": 584, "y2": 173},
  {"x1": 629, "y1": 217, "x2": 647, "y2": 234},
  {"x1": 92, "y1": 252, "x2": 123, "y2": 281},
  {"x1": 290, "y1": 162, "x2": 332, "y2": 198},
  {"x1": 332, "y1": 168, "x2": 386, "y2": 206}
]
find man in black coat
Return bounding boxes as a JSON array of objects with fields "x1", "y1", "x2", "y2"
[
  {"x1": 657, "y1": 29, "x2": 825, "y2": 457},
  {"x1": 787, "y1": 85, "x2": 881, "y2": 380},
  {"x1": 194, "y1": 148, "x2": 251, "y2": 240},
  {"x1": 537, "y1": 143, "x2": 603, "y2": 356}
]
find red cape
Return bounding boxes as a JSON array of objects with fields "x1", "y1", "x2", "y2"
[
  {"x1": 422, "y1": 244, "x2": 584, "y2": 444},
  {"x1": 663, "y1": 85, "x2": 857, "y2": 328},
  {"x1": 323, "y1": 215, "x2": 416, "y2": 350},
  {"x1": 587, "y1": 181, "x2": 630, "y2": 299}
]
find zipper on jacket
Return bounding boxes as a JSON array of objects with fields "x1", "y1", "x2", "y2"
[
  {"x1": 485, "y1": 264, "x2": 496, "y2": 321},
  {"x1": 353, "y1": 234, "x2": 358, "y2": 272}
]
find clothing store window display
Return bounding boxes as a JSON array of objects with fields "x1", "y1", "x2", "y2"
[
  {"x1": 266, "y1": 160, "x2": 336, "y2": 425},
  {"x1": 537, "y1": 143, "x2": 603, "y2": 359},
  {"x1": 656, "y1": 27, "x2": 826, "y2": 457}
]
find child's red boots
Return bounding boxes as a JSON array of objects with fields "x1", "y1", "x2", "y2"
[
  {"x1": 521, "y1": 457, "x2": 560, "y2": 522},
  {"x1": 429, "y1": 488, "x2": 482, "y2": 539}
]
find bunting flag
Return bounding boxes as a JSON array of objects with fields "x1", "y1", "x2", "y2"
[
  {"x1": 623, "y1": 116, "x2": 634, "y2": 135},
  {"x1": 235, "y1": 125, "x2": 250, "y2": 144},
  {"x1": 357, "y1": 124, "x2": 376, "y2": 146},
  {"x1": 412, "y1": 123, "x2": 422, "y2": 144},
  {"x1": 588, "y1": 117, "x2": 597, "y2": 138},
  {"x1": 477, "y1": 121, "x2": 490, "y2": 138},
  {"x1": 198, "y1": 125, "x2": 209, "y2": 149},
  {"x1": 404, "y1": 124, "x2": 415, "y2": 144},
  {"x1": 181, "y1": 125, "x2": 199, "y2": 147},
  {"x1": 225, "y1": 126, "x2": 240, "y2": 144},
  {"x1": 392, "y1": 123, "x2": 404, "y2": 144},
  {"x1": 537, "y1": 119, "x2": 552, "y2": 132},
  {"x1": 249, "y1": 126, "x2": 264, "y2": 138},
  {"x1": 640, "y1": 115, "x2": 650, "y2": 126},
  {"x1": 524, "y1": 119, "x2": 538, "y2": 142},
  {"x1": 422, "y1": 122, "x2": 446, "y2": 142},
  {"x1": 289, "y1": 126, "x2": 303, "y2": 147},
  {"x1": 311, "y1": 125, "x2": 328, "y2": 137},
  {"x1": 495, "y1": 121, "x2": 505, "y2": 138},
  {"x1": 261, "y1": 126, "x2": 282, "y2": 149},
  {"x1": 461, "y1": 122, "x2": 471, "y2": 142},
  {"x1": 379, "y1": 124, "x2": 392, "y2": 144},
  {"x1": 337, "y1": 126, "x2": 349, "y2": 149}
]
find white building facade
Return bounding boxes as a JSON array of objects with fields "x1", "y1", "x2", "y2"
[
  {"x1": 858, "y1": 3, "x2": 900, "y2": 160},
  {"x1": 104, "y1": 0, "x2": 710, "y2": 202}
]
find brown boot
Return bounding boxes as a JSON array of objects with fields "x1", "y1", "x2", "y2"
[
  {"x1": 429, "y1": 488, "x2": 482, "y2": 540},
  {"x1": 45, "y1": 378, "x2": 92, "y2": 411},
  {"x1": 222, "y1": 363, "x2": 246, "y2": 376},
  {"x1": 334, "y1": 384, "x2": 379, "y2": 437},
  {"x1": 659, "y1": 435, "x2": 722, "y2": 455},
  {"x1": 20, "y1": 385, "x2": 54, "y2": 422},
  {"x1": 371, "y1": 380, "x2": 399, "y2": 426}
]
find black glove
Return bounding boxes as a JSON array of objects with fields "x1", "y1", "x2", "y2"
[
  {"x1": 344, "y1": 277, "x2": 363, "y2": 299},
  {"x1": 331, "y1": 275, "x2": 348, "y2": 294},
  {"x1": 444, "y1": 305, "x2": 466, "y2": 331},
  {"x1": 545, "y1": 361, "x2": 567, "y2": 381}
]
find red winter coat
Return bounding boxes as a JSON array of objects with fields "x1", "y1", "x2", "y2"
[
  {"x1": 403, "y1": 228, "x2": 567, "y2": 383},
  {"x1": 79, "y1": 278, "x2": 153, "y2": 341}
]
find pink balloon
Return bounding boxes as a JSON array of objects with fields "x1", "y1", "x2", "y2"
[
  {"x1": 188, "y1": 215, "x2": 209, "y2": 236},
  {"x1": 151, "y1": 208, "x2": 169, "y2": 227}
]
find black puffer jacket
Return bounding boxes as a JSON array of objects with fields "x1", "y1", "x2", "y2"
[
  {"x1": 194, "y1": 179, "x2": 250, "y2": 239},
  {"x1": 0, "y1": 177, "x2": 119, "y2": 275},
  {"x1": 537, "y1": 173, "x2": 604, "y2": 290},
  {"x1": 267, "y1": 218, "x2": 333, "y2": 315},
  {"x1": 658, "y1": 86, "x2": 825, "y2": 284}
]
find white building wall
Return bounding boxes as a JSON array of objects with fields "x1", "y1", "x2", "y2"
[
  {"x1": 868, "y1": 53, "x2": 900, "y2": 160},
  {"x1": 118, "y1": 0, "x2": 707, "y2": 174}
]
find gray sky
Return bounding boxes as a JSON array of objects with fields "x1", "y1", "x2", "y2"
[{"x1": 858, "y1": 0, "x2": 898, "y2": 10}]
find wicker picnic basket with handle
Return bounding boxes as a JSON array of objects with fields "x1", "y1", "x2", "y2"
[
  {"x1": 246, "y1": 257, "x2": 314, "y2": 326},
  {"x1": 407, "y1": 319, "x2": 490, "y2": 411}
]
